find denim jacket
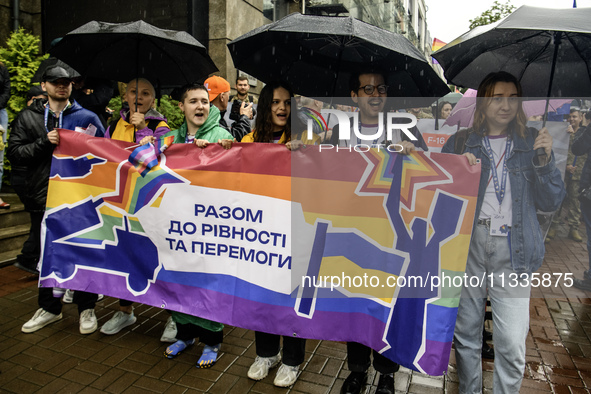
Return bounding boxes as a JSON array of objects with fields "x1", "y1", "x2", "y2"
[{"x1": 442, "y1": 127, "x2": 565, "y2": 273}]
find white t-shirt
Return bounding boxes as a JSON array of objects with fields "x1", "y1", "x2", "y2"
[{"x1": 479, "y1": 135, "x2": 513, "y2": 226}]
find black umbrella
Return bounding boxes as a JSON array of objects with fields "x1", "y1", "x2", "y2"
[
  {"x1": 49, "y1": 20, "x2": 218, "y2": 86},
  {"x1": 228, "y1": 13, "x2": 449, "y2": 100},
  {"x1": 31, "y1": 57, "x2": 81, "y2": 83},
  {"x1": 432, "y1": 6, "x2": 591, "y2": 98}
]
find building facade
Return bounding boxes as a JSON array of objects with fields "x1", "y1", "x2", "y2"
[{"x1": 2, "y1": 0, "x2": 434, "y2": 96}]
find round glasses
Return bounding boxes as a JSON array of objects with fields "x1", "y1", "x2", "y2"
[{"x1": 358, "y1": 84, "x2": 388, "y2": 95}]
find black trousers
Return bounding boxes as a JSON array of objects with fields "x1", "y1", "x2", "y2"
[
  {"x1": 255, "y1": 331, "x2": 306, "y2": 367},
  {"x1": 176, "y1": 323, "x2": 223, "y2": 346},
  {"x1": 17, "y1": 210, "x2": 44, "y2": 264},
  {"x1": 39, "y1": 287, "x2": 98, "y2": 315},
  {"x1": 346, "y1": 342, "x2": 400, "y2": 375}
]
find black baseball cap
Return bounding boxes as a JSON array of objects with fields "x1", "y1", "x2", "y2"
[
  {"x1": 42, "y1": 66, "x2": 72, "y2": 82},
  {"x1": 26, "y1": 85, "x2": 47, "y2": 101}
]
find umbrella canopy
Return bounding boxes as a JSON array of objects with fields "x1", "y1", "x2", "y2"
[
  {"x1": 437, "y1": 92, "x2": 463, "y2": 105},
  {"x1": 228, "y1": 13, "x2": 449, "y2": 100},
  {"x1": 32, "y1": 57, "x2": 81, "y2": 83},
  {"x1": 432, "y1": 6, "x2": 591, "y2": 97},
  {"x1": 49, "y1": 20, "x2": 218, "y2": 86},
  {"x1": 444, "y1": 89, "x2": 571, "y2": 128}
]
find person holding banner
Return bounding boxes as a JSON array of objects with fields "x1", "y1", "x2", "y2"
[
  {"x1": 242, "y1": 81, "x2": 307, "y2": 387},
  {"x1": 140, "y1": 83, "x2": 234, "y2": 368},
  {"x1": 104, "y1": 78, "x2": 170, "y2": 142},
  {"x1": 8, "y1": 66, "x2": 104, "y2": 334},
  {"x1": 442, "y1": 71, "x2": 565, "y2": 393},
  {"x1": 100, "y1": 77, "x2": 173, "y2": 340}
]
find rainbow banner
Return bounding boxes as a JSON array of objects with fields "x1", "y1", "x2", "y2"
[
  {"x1": 432, "y1": 38, "x2": 447, "y2": 64},
  {"x1": 40, "y1": 131, "x2": 480, "y2": 375}
]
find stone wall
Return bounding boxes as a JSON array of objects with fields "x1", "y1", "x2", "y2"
[
  {"x1": 0, "y1": 0, "x2": 42, "y2": 50},
  {"x1": 208, "y1": 0, "x2": 269, "y2": 95}
]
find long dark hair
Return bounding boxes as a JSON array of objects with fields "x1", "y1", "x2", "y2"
[
  {"x1": 253, "y1": 81, "x2": 294, "y2": 143},
  {"x1": 473, "y1": 71, "x2": 527, "y2": 138}
]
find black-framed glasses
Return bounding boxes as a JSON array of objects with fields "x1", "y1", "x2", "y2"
[{"x1": 359, "y1": 84, "x2": 388, "y2": 95}]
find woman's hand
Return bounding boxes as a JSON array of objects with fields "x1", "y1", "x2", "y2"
[
  {"x1": 463, "y1": 152, "x2": 478, "y2": 166},
  {"x1": 286, "y1": 140, "x2": 304, "y2": 151},
  {"x1": 395, "y1": 141, "x2": 416, "y2": 155},
  {"x1": 194, "y1": 139, "x2": 210, "y2": 148},
  {"x1": 218, "y1": 139, "x2": 233, "y2": 150},
  {"x1": 139, "y1": 136, "x2": 155, "y2": 146},
  {"x1": 129, "y1": 112, "x2": 147, "y2": 130},
  {"x1": 533, "y1": 127, "x2": 553, "y2": 164}
]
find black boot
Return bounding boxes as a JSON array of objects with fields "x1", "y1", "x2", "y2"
[
  {"x1": 341, "y1": 371, "x2": 367, "y2": 394},
  {"x1": 376, "y1": 373, "x2": 394, "y2": 394}
]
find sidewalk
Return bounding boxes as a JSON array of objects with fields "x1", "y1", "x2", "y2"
[{"x1": 1, "y1": 221, "x2": 591, "y2": 393}]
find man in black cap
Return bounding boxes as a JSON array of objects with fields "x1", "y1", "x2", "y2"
[
  {"x1": 7, "y1": 65, "x2": 105, "y2": 334},
  {"x1": 26, "y1": 85, "x2": 47, "y2": 106}
]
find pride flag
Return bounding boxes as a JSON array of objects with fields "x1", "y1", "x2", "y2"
[
  {"x1": 128, "y1": 135, "x2": 175, "y2": 176},
  {"x1": 41, "y1": 130, "x2": 480, "y2": 375},
  {"x1": 431, "y1": 38, "x2": 447, "y2": 64}
]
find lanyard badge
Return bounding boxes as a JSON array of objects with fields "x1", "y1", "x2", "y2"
[{"x1": 484, "y1": 136, "x2": 511, "y2": 236}]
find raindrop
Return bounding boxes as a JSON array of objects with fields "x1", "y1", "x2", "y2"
[
  {"x1": 420, "y1": 70, "x2": 424, "y2": 76},
  {"x1": 272, "y1": 46, "x2": 276, "y2": 55}
]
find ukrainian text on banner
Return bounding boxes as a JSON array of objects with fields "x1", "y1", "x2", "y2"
[{"x1": 40, "y1": 131, "x2": 480, "y2": 375}]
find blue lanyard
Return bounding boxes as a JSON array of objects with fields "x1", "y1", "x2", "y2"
[
  {"x1": 44, "y1": 105, "x2": 63, "y2": 133},
  {"x1": 483, "y1": 136, "x2": 511, "y2": 209}
]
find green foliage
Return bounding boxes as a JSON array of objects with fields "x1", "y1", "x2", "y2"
[
  {"x1": 469, "y1": 1, "x2": 516, "y2": 29},
  {"x1": 0, "y1": 28, "x2": 47, "y2": 121},
  {"x1": 0, "y1": 29, "x2": 47, "y2": 189},
  {"x1": 158, "y1": 96, "x2": 183, "y2": 130}
]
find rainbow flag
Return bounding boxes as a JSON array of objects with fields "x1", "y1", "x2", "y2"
[
  {"x1": 41, "y1": 130, "x2": 479, "y2": 375},
  {"x1": 128, "y1": 135, "x2": 175, "y2": 176},
  {"x1": 431, "y1": 38, "x2": 447, "y2": 64}
]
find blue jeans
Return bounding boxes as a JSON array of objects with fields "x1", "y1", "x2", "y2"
[
  {"x1": 454, "y1": 223, "x2": 531, "y2": 394},
  {"x1": 0, "y1": 108, "x2": 8, "y2": 192}
]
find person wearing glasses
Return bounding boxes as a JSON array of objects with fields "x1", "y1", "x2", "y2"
[
  {"x1": 330, "y1": 71, "x2": 427, "y2": 156},
  {"x1": 337, "y1": 70, "x2": 426, "y2": 394}
]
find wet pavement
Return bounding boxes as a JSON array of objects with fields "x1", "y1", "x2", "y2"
[{"x1": 1, "y1": 220, "x2": 591, "y2": 393}]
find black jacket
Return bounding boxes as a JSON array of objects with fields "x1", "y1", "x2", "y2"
[
  {"x1": 219, "y1": 112, "x2": 252, "y2": 141},
  {"x1": 0, "y1": 63, "x2": 10, "y2": 110},
  {"x1": 7, "y1": 99, "x2": 103, "y2": 211}
]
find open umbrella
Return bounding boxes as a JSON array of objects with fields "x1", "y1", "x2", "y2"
[
  {"x1": 433, "y1": 5, "x2": 591, "y2": 156},
  {"x1": 228, "y1": 13, "x2": 449, "y2": 100},
  {"x1": 432, "y1": 6, "x2": 591, "y2": 98},
  {"x1": 49, "y1": 20, "x2": 218, "y2": 86}
]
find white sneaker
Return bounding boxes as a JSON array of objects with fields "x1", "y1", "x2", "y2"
[
  {"x1": 62, "y1": 289, "x2": 74, "y2": 304},
  {"x1": 79, "y1": 309, "x2": 98, "y2": 334},
  {"x1": 273, "y1": 363, "x2": 299, "y2": 387},
  {"x1": 247, "y1": 353, "x2": 281, "y2": 380},
  {"x1": 100, "y1": 310, "x2": 137, "y2": 335},
  {"x1": 22, "y1": 308, "x2": 62, "y2": 333},
  {"x1": 160, "y1": 316, "x2": 177, "y2": 343}
]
